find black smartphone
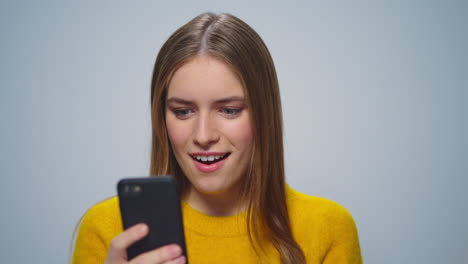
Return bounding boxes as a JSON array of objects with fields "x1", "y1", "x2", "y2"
[{"x1": 117, "y1": 176, "x2": 188, "y2": 261}]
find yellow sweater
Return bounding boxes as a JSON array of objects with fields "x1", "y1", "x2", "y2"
[{"x1": 72, "y1": 187, "x2": 362, "y2": 263}]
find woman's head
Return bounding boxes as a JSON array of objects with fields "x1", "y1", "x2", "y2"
[
  {"x1": 150, "y1": 13, "x2": 283, "y2": 199},
  {"x1": 150, "y1": 13, "x2": 305, "y2": 263}
]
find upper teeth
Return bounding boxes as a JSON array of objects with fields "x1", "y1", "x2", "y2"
[{"x1": 194, "y1": 154, "x2": 225, "y2": 161}]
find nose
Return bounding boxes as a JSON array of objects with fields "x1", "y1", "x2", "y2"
[{"x1": 193, "y1": 112, "x2": 219, "y2": 148}]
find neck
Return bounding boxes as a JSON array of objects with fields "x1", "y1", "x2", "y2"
[{"x1": 184, "y1": 185, "x2": 246, "y2": 216}]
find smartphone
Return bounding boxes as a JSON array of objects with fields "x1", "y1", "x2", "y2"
[{"x1": 117, "y1": 176, "x2": 188, "y2": 261}]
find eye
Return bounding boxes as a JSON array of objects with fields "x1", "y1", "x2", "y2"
[
  {"x1": 221, "y1": 107, "x2": 242, "y2": 118},
  {"x1": 172, "y1": 108, "x2": 194, "y2": 119}
]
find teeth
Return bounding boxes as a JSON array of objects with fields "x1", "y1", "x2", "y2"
[{"x1": 194, "y1": 154, "x2": 226, "y2": 162}]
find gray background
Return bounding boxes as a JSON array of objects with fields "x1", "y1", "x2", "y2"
[{"x1": 1, "y1": 0, "x2": 467, "y2": 263}]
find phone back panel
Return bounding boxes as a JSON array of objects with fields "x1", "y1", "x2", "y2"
[{"x1": 117, "y1": 176, "x2": 187, "y2": 260}]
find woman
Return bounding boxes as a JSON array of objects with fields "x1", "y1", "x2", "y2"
[{"x1": 72, "y1": 13, "x2": 362, "y2": 264}]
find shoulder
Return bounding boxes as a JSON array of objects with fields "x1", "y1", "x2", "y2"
[
  {"x1": 285, "y1": 186, "x2": 362, "y2": 262},
  {"x1": 82, "y1": 196, "x2": 120, "y2": 223},
  {"x1": 72, "y1": 196, "x2": 123, "y2": 263},
  {"x1": 286, "y1": 185, "x2": 352, "y2": 220},
  {"x1": 285, "y1": 185, "x2": 359, "y2": 241},
  {"x1": 78, "y1": 196, "x2": 122, "y2": 238}
]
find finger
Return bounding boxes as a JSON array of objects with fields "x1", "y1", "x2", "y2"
[
  {"x1": 131, "y1": 244, "x2": 182, "y2": 263},
  {"x1": 107, "y1": 223, "x2": 149, "y2": 260},
  {"x1": 164, "y1": 255, "x2": 186, "y2": 264}
]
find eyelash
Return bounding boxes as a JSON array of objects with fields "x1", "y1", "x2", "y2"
[
  {"x1": 221, "y1": 107, "x2": 242, "y2": 117},
  {"x1": 173, "y1": 109, "x2": 194, "y2": 119},
  {"x1": 171, "y1": 107, "x2": 243, "y2": 119}
]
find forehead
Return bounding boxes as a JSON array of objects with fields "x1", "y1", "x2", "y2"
[{"x1": 167, "y1": 56, "x2": 244, "y2": 100}]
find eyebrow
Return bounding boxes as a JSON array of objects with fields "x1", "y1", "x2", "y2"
[
  {"x1": 166, "y1": 97, "x2": 194, "y2": 105},
  {"x1": 166, "y1": 96, "x2": 245, "y2": 105}
]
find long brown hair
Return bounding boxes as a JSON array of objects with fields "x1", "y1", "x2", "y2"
[{"x1": 150, "y1": 13, "x2": 306, "y2": 264}]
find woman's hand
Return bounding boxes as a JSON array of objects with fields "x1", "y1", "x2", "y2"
[{"x1": 104, "y1": 223, "x2": 186, "y2": 264}]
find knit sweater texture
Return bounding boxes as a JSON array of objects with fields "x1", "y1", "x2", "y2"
[{"x1": 72, "y1": 186, "x2": 362, "y2": 263}]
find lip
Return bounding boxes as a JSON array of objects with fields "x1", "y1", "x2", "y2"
[
  {"x1": 190, "y1": 152, "x2": 228, "y2": 156},
  {"x1": 189, "y1": 152, "x2": 229, "y2": 173}
]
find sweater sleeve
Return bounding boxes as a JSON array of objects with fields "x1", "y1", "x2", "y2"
[{"x1": 322, "y1": 203, "x2": 363, "y2": 264}]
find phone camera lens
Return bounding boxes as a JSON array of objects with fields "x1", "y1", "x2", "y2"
[{"x1": 133, "y1": 185, "x2": 142, "y2": 193}]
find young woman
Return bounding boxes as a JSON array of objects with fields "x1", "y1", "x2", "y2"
[{"x1": 72, "y1": 13, "x2": 362, "y2": 264}]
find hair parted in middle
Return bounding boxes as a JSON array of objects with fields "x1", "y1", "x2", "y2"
[{"x1": 149, "y1": 12, "x2": 306, "y2": 264}]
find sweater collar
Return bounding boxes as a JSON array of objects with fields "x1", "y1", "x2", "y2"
[{"x1": 181, "y1": 200, "x2": 248, "y2": 236}]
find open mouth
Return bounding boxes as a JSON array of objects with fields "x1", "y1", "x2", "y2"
[{"x1": 190, "y1": 153, "x2": 231, "y2": 165}]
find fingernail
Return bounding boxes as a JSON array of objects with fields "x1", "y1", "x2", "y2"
[
  {"x1": 138, "y1": 224, "x2": 148, "y2": 234},
  {"x1": 169, "y1": 244, "x2": 182, "y2": 256}
]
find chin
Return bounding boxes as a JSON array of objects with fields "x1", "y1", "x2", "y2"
[{"x1": 192, "y1": 178, "x2": 230, "y2": 195}]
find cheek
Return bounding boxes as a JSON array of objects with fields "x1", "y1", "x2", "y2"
[
  {"x1": 166, "y1": 117, "x2": 191, "y2": 151},
  {"x1": 223, "y1": 118, "x2": 254, "y2": 149}
]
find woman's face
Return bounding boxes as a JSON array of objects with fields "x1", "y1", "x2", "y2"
[{"x1": 165, "y1": 56, "x2": 253, "y2": 196}]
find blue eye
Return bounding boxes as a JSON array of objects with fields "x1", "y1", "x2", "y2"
[
  {"x1": 222, "y1": 108, "x2": 242, "y2": 116},
  {"x1": 173, "y1": 109, "x2": 193, "y2": 118}
]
